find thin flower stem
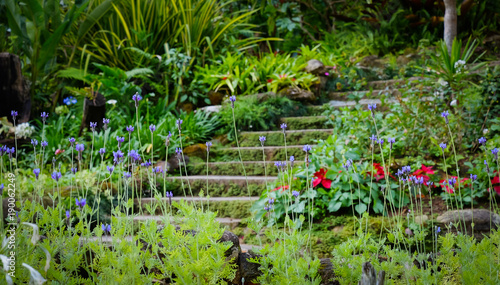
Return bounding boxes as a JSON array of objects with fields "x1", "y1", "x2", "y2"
[
  {"x1": 231, "y1": 108, "x2": 250, "y2": 196},
  {"x1": 446, "y1": 124, "x2": 466, "y2": 231}
]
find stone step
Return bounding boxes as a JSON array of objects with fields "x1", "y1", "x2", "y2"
[
  {"x1": 328, "y1": 96, "x2": 433, "y2": 108},
  {"x1": 213, "y1": 145, "x2": 312, "y2": 162},
  {"x1": 190, "y1": 161, "x2": 305, "y2": 176},
  {"x1": 239, "y1": 129, "x2": 333, "y2": 147},
  {"x1": 162, "y1": 175, "x2": 275, "y2": 197},
  {"x1": 135, "y1": 196, "x2": 259, "y2": 218},
  {"x1": 366, "y1": 76, "x2": 423, "y2": 89},
  {"x1": 80, "y1": 236, "x2": 260, "y2": 252},
  {"x1": 278, "y1": 116, "x2": 328, "y2": 130},
  {"x1": 114, "y1": 215, "x2": 243, "y2": 229}
]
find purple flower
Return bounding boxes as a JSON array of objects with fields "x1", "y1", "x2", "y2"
[
  {"x1": 448, "y1": 177, "x2": 457, "y2": 186},
  {"x1": 166, "y1": 191, "x2": 173, "y2": 198},
  {"x1": 63, "y1": 97, "x2": 77, "y2": 105},
  {"x1": 325, "y1": 72, "x2": 330, "y2": 76},
  {"x1": 264, "y1": 206, "x2": 271, "y2": 211},
  {"x1": 176, "y1": 119, "x2": 183, "y2": 131},
  {"x1": 116, "y1": 136, "x2": 125, "y2": 148},
  {"x1": 75, "y1": 198, "x2": 86, "y2": 208},
  {"x1": 51, "y1": 171, "x2": 62, "y2": 182},
  {"x1": 132, "y1": 93, "x2": 142, "y2": 107},
  {"x1": 69, "y1": 137, "x2": 76, "y2": 146},
  {"x1": 378, "y1": 139, "x2": 384, "y2": 145},
  {"x1": 292, "y1": 191, "x2": 299, "y2": 198},
  {"x1": 0, "y1": 184, "x2": 4, "y2": 194},
  {"x1": 175, "y1": 148, "x2": 182, "y2": 155},
  {"x1": 485, "y1": 160, "x2": 490, "y2": 173},
  {"x1": 303, "y1": 145, "x2": 312, "y2": 152},
  {"x1": 99, "y1": 148, "x2": 106, "y2": 156},
  {"x1": 41, "y1": 141, "x2": 48, "y2": 149},
  {"x1": 206, "y1": 142, "x2": 212, "y2": 152},
  {"x1": 75, "y1": 143, "x2": 84, "y2": 152},
  {"x1": 405, "y1": 228, "x2": 413, "y2": 236},
  {"x1": 141, "y1": 160, "x2": 152, "y2": 168},
  {"x1": 149, "y1": 124, "x2": 156, "y2": 132},
  {"x1": 103, "y1": 118, "x2": 110, "y2": 130},
  {"x1": 90, "y1": 122, "x2": 97, "y2": 131},
  {"x1": 470, "y1": 174, "x2": 477, "y2": 181},
  {"x1": 71, "y1": 167, "x2": 77, "y2": 174},
  {"x1": 153, "y1": 166, "x2": 163, "y2": 174},
  {"x1": 129, "y1": 150, "x2": 141, "y2": 162},
  {"x1": 388, "y1": 137, "x2": 395, "y2": 149},
  {"x1": 492, "y1": 148, "x2": 499, "y2": 160},
  {"x1": 439, "y1": 143, "x2": 447, "y2": 150},
  {"x1": 478, "y1": 137, "x2": 487, "y2": 145},
  {"x1": 41, "y1": 112, "x2": 49, "y2": 123},
  {"x1": 6, "y1": 147, "x2": 14, "y2": 159},
  {"x1": 280, "y1": 123, "x2": 287, "y2": 131},
  {"x1": 229, "y1": 95, "x2": 236, "y2": 108},
  {"x1": 123, "y1": 172, "x2": 132, "y2": 179},
  {"x1": 31, "y1": 139, "x2": 38, "y2": 147},
  {"x1": 101, "y1": 224, "x2": 111, "y2": 234},
  {"x1": 343, "y1": 159, "x2": 353, "y2": 171},
  {"x1": 436, "y1": 227, "x2": 441, "y2": 233},
  {"x1": 441, "y1": 111, "x2": 449, "y2": 124},
  {"x1": 0, "y1": 145, "x2": 6, "y2": 156},
  {"x1": 126, "y1": 125, "x2": 134, "y2": 133},
  {"x1": 113, "y1": 150, "x2": 124, "y2": 164},
  {"x1": 107, "y1": 165, "x2": 114, "y2": 174},
  {"x1": 33, "y1": 168, "x2": 40, "y2": 179},
  {"x1": 268, "y1": 198, "x2": 274, "y2": 205},
  {"x1": 369, "y1": 135, "x2": 377, "y2": 142},
  {"x1": 368, "y1": 104, "x2": 376, "y2": 116},
  {"x1": 259, "y1": 136, "x2": 266, "y2": 145},
  {"x1": 65, "y1": 210, "x2": 70, "y2": 219},
  {"x1": 165, "y1": 131, "x2": 172, "y2": 146},
  {"x1": 11, "y1": 110, "x2": 18, "y2": 120}
]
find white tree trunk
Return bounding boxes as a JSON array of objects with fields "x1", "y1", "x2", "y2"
[{"x1": 443, "y1": 0, "x2": 457, "y2": 54}]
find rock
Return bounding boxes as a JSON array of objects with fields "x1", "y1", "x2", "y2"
[
  {"x1": 183, "y1": 143, "x2": 207, "y2": 159},
  {"x1": 196, "y1": 105, "x2": 221, "y2": 114},
  {"x1": 318, "y1": 259, "x2": 339, "y2": 285},
  {"x1": 279, "y1": 87, "x2": 315, "y2": 103},
  {"x1": 332, "y1": 226, "x2": 344, "y2": 233},
  {"x1": 233, "y1": 251, "x2": 262, "y2": 285},
  {"x1": 0, "y1": 53, "x2": 31, "y2": 124},
  {"x1": 165, "y1": 155, "x2": 190, "y2": 174},
  {"x1": 414, "y1": 215, "x2": 428, "y2": 225},
  {"x1": 218, "y1": 230, "x2": 241, "y2": 260},
  {"x1": 356, "y1": 55, "x2": 386, "y2": 69},
  {"x1": 436, "y1": 209, "x2": 500, "y2": 239},
  {"x1": 358, "y1": 262, "x2": 385, "y2": 285},
  {"x1": 305, "y1": 59, "x2": 325, "y2": 75},
  {"x1": 208, "y1": 91, "x2": 224, "y2": 105},
  {"x1": 178, "y1": 102, "x2": 194, "y2": 113}
]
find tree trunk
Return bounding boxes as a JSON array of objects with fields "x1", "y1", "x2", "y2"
[
  {"x1": 0, "y1": 53, "x2": 31, "y2": 124},
  {"x1": 443, "y1": 0, "x2": 457, "y2": 54}
]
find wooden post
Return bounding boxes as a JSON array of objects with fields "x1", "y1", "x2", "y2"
[
  {"x1": 79, "y1": 92, "x2": 106, "y2": 136},
  {"x1": 0, "y1": 53, "x2": 31, "y2": 123}
]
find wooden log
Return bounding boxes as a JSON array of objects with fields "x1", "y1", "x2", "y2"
[
  {"x1": 0, "y1": 53, "x2": 31, "y2": 124},
  {"x1": 79, "y1": 92, "x2": 106, "y2": 136}
]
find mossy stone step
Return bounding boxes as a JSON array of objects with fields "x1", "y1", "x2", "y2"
[
  {"x1": 239, "y1": 129, "x2": 333, "y2": 147},
  {"x1": 135, "y1": 197, "x2": 258, "y2": 218},
  {"x1": 327, "y1": 89, "x2": 400, "y2": 100},
  {"x1": 190, "y1": 161, "x2": 304, "y2": 176},
  {"x1": 213, "y1": 145, "x2": 310, "y2": 162},
  {"x1": 163, "y1": 175, "x2": 275, "y2": 197},
  {"x1": 115, "y1": 215, "x2": 242, "y2": 229},
  {"x1": 366, "y1": 76, "x2": 423, "y2": 89},
  {"x1": 278, "y1": 116, "x2": 328, "y2": 130}
]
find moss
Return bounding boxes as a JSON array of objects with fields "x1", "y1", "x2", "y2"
[
  {"x1": 164, "y1": 179, "x2": 265, "y2": 197},
  {"x1": 280, "y1": 116, "x2": 328, "y2": 130},
  {"x1": 239, "y1": 130, "x2": 331, "y2": 147},
  {"x1": 189, "y1": 162, "x2": 305, "y2": 176},
  {"x1": 213, "y1": 146, "x2": 306, "y2": 162},
  {"x1": 209, "y1": 200, "x2": 253, "y2": 219}
]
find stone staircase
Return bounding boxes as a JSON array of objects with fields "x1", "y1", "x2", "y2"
[{"x1": 131, "y1": 75, "x2": 429, "y2": 232}]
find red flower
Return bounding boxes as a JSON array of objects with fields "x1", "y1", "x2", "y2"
[
  {"x1": 370, "y1": 163, "x2": 396, "y2": 181},
  {"x1": 291, "y1": 78, "x2": 296, "y2": 81},
  {"x1": 55, "y1": 149, "x2": 65, "y2": 155},
  {"x1": 491, "y1": 172, "x2": 500, "y2": 195},
  {"x1": 272, "y1": 185, "x2": 289, "y2": 192},
  {"x1": 267, "y1": 79, "x2": 273, "y2": 83},
  {"x1": 312, "y1": 168, "x2": 332, "y2": 189},
  {"x1": 412, "y1": 164, "x2": 435, "y2": 186},
  {"x1": 222, "y1": 76, "x2": 228, "y2": 80}
]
